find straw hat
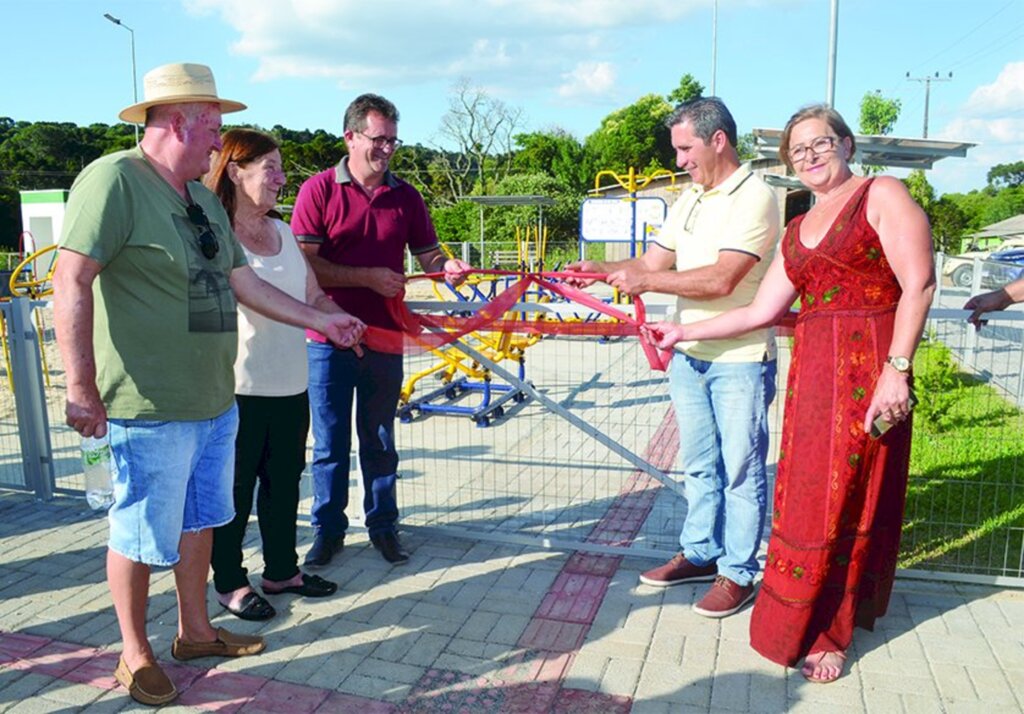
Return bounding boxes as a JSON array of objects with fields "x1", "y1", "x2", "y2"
[{"x1": 119, "y1": 62, "x2": 246, "y2": 124}]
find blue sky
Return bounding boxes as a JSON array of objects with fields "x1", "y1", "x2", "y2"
[{"x1": 3, "y1": 0, "x2": 1022, "y2": 196}]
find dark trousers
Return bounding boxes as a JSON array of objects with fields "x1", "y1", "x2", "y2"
[
  {"x1": 211, "y1": 391, "x2": 309, "y2": 594},
  {"x1": 307, "y1": 342, "x2": 402, "y2": 539}
]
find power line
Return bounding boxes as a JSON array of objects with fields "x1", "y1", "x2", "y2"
[{"x1": 910, "y1": 0, "x2": 1017, "y2": 72}]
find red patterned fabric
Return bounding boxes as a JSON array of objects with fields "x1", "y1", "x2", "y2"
[{"x1": 749, "y1": 179, "x2": 912, "y2": 666}]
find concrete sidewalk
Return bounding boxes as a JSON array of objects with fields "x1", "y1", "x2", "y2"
[{"x1": 0, "y1": 489, "x2": 1022, "y2": 713}]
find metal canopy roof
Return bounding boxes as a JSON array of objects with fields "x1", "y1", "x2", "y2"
[
  {"x1": 458, "y1": 195, "x2": 556, "y2": 207},
  {"x1": 753, "y1": 128, "x2": 976, "y2": 170}
]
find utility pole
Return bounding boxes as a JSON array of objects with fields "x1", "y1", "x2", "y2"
[{"x1": 906, "y1": 71, "x2": 953, "y2": 138}]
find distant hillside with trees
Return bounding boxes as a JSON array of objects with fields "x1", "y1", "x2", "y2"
[{"x1": 3, "y1": 78, "x2": 1018, "y2": 262}]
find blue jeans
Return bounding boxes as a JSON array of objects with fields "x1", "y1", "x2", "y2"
[
  {"x1": 107, "y1": 405, "x2": 238, "y2": 567},
  {"x1": 307, "y1": 343, "x2": 402, "y2": 539},
  {"x1": 669, "y1": 352, "x2": 776, "y2": 587}
]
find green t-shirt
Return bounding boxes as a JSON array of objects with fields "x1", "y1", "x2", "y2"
[{"x1": 60, "y1": 147, "x2": 247, "y2": 420}]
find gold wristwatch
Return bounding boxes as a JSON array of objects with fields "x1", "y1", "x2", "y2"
[{"x1": 887, "y1": 356, "x2": 911, "y2": 373}]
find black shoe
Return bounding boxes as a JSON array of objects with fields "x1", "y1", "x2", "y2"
[
  {"x1": 370, "y1": 532, "x2": 409, "y2": 565},
  {"x1": 304, "y1": 534, "x2": 344, "y2": 568}
]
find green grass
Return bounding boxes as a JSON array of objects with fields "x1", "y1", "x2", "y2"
[{"x1": 900, "y1": 338, "x2": 1024, "y2": 576}]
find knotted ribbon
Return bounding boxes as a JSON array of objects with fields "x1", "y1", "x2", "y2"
[{"x1": 357, "y1": 270, "x2": 675, "y2": 371}]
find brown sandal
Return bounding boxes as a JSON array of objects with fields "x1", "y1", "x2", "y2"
[
  {"x1": 114, "y1": 656, "x2": 177, "y2": 706},
  {"x1": 801, "y1": 650, "x2": 847, "y2": 684}
]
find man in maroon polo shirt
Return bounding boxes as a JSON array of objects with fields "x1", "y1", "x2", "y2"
[{"x1": 292, "y1": 93, "x2": 470, "y2": 567}]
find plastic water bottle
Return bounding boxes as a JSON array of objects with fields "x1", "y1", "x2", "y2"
[{"x1": 82, "y1": 433, "x2": 115, "y2": 510}]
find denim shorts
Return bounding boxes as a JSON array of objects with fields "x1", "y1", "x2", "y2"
[{"x1": 106, "y1": 405, "x2": 238, "y2": 567}]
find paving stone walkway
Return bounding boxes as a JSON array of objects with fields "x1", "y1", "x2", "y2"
[{"x1": 0, "y1": 489, "x2": 1022, "y2": 713}]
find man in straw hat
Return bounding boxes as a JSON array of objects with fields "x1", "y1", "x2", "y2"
[{"x1": 53, "y1": 62, "x2": 365, "y2": 706}]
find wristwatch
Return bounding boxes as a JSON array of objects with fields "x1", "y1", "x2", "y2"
[{"x1": 887, "y1": 356, "x2": 911, "y2": 373}]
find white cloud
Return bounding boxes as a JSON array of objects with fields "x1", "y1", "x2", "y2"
[
  {"x1": 183, "y1": 0, "x2": 706, "y2": 99},
  {"x1": 961, "y1": 61, "x2": 1024, "y2": 116},
  {"x1": 928, "y1": 61, "x2": 1024, "y2": 195},
  {"x1": 558, "y1": 62, "x2": 617, "y2": 99}
]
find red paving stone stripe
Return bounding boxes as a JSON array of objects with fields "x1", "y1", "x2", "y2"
[
  {"x1": 0, "y1": 631, "x2": 51, "y2": 666},
  {"x1": 510, "y1": 406, "x2": 678, "y2": 707},
  {"x1": 62, "y1": 650, "x2": 121, "y2": 690},
  {"x1": 5, "y1": 640, "x2": 99, "y2": 679},
  {"x1": 405, "y1": 666, "x2": 561, "y2": 713},
  {"x1": 491, "y1": 649, "x2": 574, "y2": 684},
  {"x1": 176, "y1": 668, "x2": 268, "y2": 712},
  {"x1": 0, "y1": 631, "x2": 393, "y2": 713},
  {"x1": 551, "y1": 687, "x2": 632, "y2": 713},
  {"x1": 535, "y1": 572, "x2": 612, "y2": 624},
  {"x1": 518, "y1": 619, "x2": 589, "y2": 652},
  {"x1": 563, "y1": 552, "x2": 621, "y2": 578}
]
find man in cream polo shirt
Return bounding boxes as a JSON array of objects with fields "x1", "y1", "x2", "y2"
[{"x1": 567, "y1": 97, "x2": 780, "y2": 619}]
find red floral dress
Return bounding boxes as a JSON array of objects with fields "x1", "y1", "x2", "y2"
[{"x1": 748, "y1": 179, "x2": 912, "y2": 666}]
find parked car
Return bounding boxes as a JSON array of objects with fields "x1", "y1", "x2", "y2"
[
  {"x1": 943, "y1": 237, "x2": 1024, "y2": 287},
  {"x1": 979, "y1": 249, "x2": 1024, "y2": 289}
]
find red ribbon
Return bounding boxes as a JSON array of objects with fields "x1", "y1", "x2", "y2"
[{"x1": 358, "y1": 270, "x2": 674, "y2": 371}]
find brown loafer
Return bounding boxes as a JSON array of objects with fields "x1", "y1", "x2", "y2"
[
  {"x1": 114, "y1": 656, "x2": 177, "y2": 706},
  {"x1": 171, "y1": 627, "x2": 266, "y2": 661}
]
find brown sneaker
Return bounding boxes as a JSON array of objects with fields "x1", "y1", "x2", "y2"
[
  {"x1": 639, "y1": 553, "x2": 717, "y2": 587},
  {"x1": 692, "y1": 575, "x2": 755, "y2": 618}
]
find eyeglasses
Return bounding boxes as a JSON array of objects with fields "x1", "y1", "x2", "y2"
[
  {"x1": 185, "y1": 202, "x2": 220, "y2": 260},
  {"x1": 357, "y1": 132, "x2": 403, "y2": 150},
  {"x1": 788, "y1": 135, "x2": 839, "y2": 163}
]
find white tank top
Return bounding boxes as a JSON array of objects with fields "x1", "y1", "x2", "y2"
[{"x1": 234, "y1": 219, "x2": 309, "y2": 397}]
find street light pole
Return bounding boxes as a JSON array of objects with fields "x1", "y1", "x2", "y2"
[
  {"x1": 710, "y1": 0, "x2": 718, "y2": 96},
  {"x1": 826, "y1": 0, "x2": 839, "y2": 106},
  {"x1": 103, "y1": 13, "x2": 139, "y2": 144}
]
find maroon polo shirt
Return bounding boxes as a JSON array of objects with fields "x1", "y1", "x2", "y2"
[{"x1": 291, "y1": 157, "x2": 439, "y2": 336}]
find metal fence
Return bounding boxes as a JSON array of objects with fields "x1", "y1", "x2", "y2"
[{"x1": 3, "y1": 274, "x2": 1023, "y2": 587}]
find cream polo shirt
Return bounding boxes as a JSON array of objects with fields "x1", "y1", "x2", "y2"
[{"x1": 653, "y1": 163, "x2": 781, "y2": 362}]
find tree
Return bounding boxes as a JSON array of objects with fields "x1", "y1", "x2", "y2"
[
  {"x1": 858, "y1": 90, "x2": 901, "y2": 136},
  {"x1": 434, "y1": 79, "x2": 525, "y2": 202},
  {"x1": 583, "y1": 93, "x2": 675, "y2": 175},
  {"x1": 512, "y1": 129, "x2": 588, "y2": 193},
  {"x1": 274, "y1": 126, "x2": 346, "y2": 181},
  {"x1": 858, "y1": 90, "x2": 901, "y2": 175},
  {"x1": 487, "y1": 172, "x2": 584, "y2": 261},
  {"x1": 737, "y1": 132, "x2": 758, "y2": 162},
  {"x1": 987, "y1": 161, "x2": 1024, "y2": 189},
  {"x1": 901, "y1": 170, "x2": 968, "y2": 254},
  {"x1": 903, "y1": 170, "x2": 935, "y2": 210},
  {"x1": 929, "y1": 197, "x2": 968, "y2": 255},
  {"x1": 666, "y1": 74, "x2": 704, "y2": 105}
]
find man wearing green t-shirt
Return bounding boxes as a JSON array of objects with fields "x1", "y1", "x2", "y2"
[{"x1": 53, "y1": 63, "x2": 364, "y2": 707}]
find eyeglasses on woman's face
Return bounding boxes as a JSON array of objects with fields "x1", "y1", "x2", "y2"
[{"x1": 788, "y1": 135, "x2": 839, "y2": 164}]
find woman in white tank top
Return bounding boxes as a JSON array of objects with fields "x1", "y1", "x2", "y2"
[{"x1": 204, "y1": 129, "x2": 362, "y2": 620}]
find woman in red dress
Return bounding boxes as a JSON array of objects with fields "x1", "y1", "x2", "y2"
[{"x1": 648, "y1": 104, "x2": 934, "y2": 683}]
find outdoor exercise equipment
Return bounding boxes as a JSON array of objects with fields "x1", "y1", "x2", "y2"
[
  {"x1": 1, "y1": 244, "x2": 58, "y2": 391},
  {"x1": 391, "y1": 269, "x2": 670, "y2": 428}
]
